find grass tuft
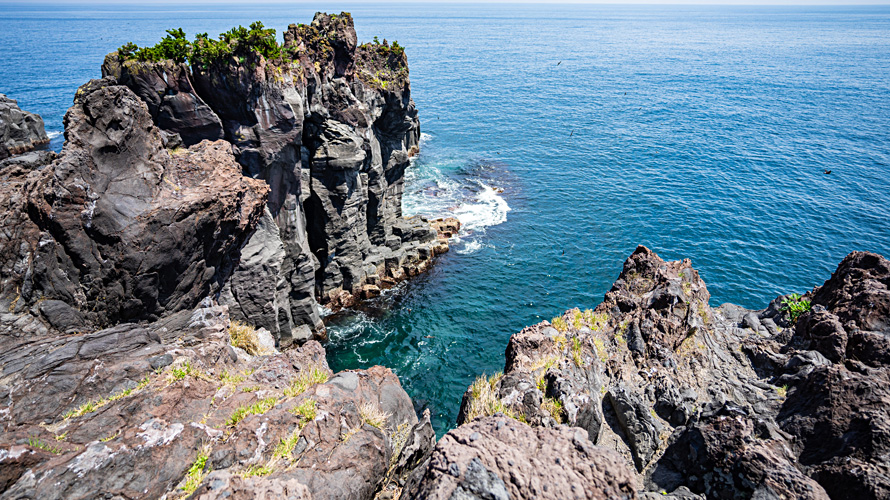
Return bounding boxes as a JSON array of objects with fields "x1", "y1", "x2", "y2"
[
  {"x1": 289, "y1": 399, "x2": 317, "y2": 426},
  {"x1": 571, "y1": 337, "x2": 584, "y2": 367},
  {"x1": 28, "y1": 436, "x2": 62, "y2": 454},
  {"x1": 592, "y1": 337, "x2": 608, "y2": 363},
  {"x1": 777, "y1": 384, "x2": 789, "y2": 398},
  {"x1": 283, "y1": 366, "x2": 329, "y2": 397},
  {"x1": 229, "y1": 321, "x2": 273, "y2": 356},
  {"x1": 465, "y1": 372, "x2": 523, "y2": 423},
  {"x1": 359, "y1": 401, "x2": 390, "y2": 429},
  {"x1": 241, "y1": 464, "x2": 274, "y2": 478},
  {"x1": 227, "y1": 397, "x2": 278, "y2": 427},
  {"x1": 541, "y1": 397, "x2": 565, "y2": 423},
  {"x1": 62, "y1": 376, "x2": 151, "y2": 420},
  {"x1": 181, "y1": 445, "x2": 211, "y2": 494}
]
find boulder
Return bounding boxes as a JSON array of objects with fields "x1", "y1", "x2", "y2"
[
  {"x1": 0, "y1": 78, "x2": 269, "y2": 328},
  {"x1": 405, "y1": 416, "x2": 637, "y2": 499},
  {"x1": 0, "y1": 94, "x2": 49, "y2": 160}
]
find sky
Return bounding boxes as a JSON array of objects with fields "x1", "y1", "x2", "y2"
[{"x1": 3, "y1": 0, "x2": 890, "y2": 4}]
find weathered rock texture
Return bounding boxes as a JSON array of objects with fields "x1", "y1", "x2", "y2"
[
  {"x1": 99, "y1": 12, "x2": 451, "y2": 347},
  {"x1": 405, "y1": 416, "x2": 638, "y2": 499},
  {"x1": 0, "y1": 299, "x2": 432, "y2": 499},
  {"x1": 459, "y1": 245, "x2": 890, "y2": 499},
  {"x1": 0, "y1": 13, "x2": 452, "y2": 348},
  {"x1": 0, "y1": 78, "x2": 267, "y2": 330},
  {"x1": 0, "y1": 94, "x2": 49, "y2": 160}
]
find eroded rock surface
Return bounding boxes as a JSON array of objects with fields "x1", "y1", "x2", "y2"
[
  {"x1": 0, "y1": 78, "x2": 268, "y2": 330},
  {"x1": 459, "y1": 246, "x2": 890, "y2": 499},
  {"x1": 0, "y1": 13, "x2": 454, "y2": 348},
  {"x1": 0, "y1": 94, "x2": 49, "y2": 160},
  {"x1": 405, "y1": 416, "x2": 637, "y2": 499},
  {"x1": 0, "y1": 300, "x2": 423, "y2": 500},
  {"x1": 100, "y1": 12, "x2": 451, "y2": 346}
]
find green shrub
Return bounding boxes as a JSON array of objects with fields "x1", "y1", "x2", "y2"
[
  {"x1": 781, "y1": 293, "x2": 812, "y2": 324},
  {"x1": 118, "y1": 21, "x2": 287, "y2": 69}
]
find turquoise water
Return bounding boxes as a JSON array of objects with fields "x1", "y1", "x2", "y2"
[{"x1": 2, "y1": 3, "x2": 889, "y2": 435}]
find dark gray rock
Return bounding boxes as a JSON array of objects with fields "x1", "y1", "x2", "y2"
[
  {"x1": 0, "y1": 78, "x2": 269, "y2": 329},
  {"x1": 0, "y1": 94, "x2": 49, "y2": 160},
  {"x1": 607, "y1": 386, "x2": 662, "y2": 471},
  {"x1": 97, "y1": 13, "x2": 445, "y2": 341}
]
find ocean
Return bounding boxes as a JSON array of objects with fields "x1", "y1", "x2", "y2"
[{"x1": 2, "y1": 2, "x2": 889, "y2": 435}]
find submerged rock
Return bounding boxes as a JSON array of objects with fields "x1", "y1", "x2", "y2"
[
  {"x1": 0, "y1": 94, "x2": 49, "y2": 160},
  {"x1": 457, "y1": 246, "x2": 890, "y2": 499}
]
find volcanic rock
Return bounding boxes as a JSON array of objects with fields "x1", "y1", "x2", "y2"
[
  {"x1": 98, "y1": 12, "x2": 452, "y2": 346},
  {"x1": 404, "y1": 416, "x2": 637, "y2": 499},
  {"x1": 458, "y1": 246, "x2": 890, "y2": 498},
  {"x1": 0, "y1": 94, "x2": 49, "y2": 160},
  {"x1": 0, "y1": 78, "x2": 268, "y2": 329},
  {"x1": 0, "y1": 299, "x2": 420, "y2": 500}
]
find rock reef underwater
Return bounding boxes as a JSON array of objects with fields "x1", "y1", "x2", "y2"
[{"x1": 0, "y1": 12, "x2": 888, "y2": 500}]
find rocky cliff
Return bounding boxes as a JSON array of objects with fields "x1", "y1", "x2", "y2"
[
  {"x1": 0, "y1": 94, "x2": 49, "y2": 160},
  {"x1": 99, "y1": 14, "x2": 449, "y2": 347},
  {"x1": 0, "y1": 13, "x2": 454, "y2": 347},
  {"x1": 454, "y1": 246, "x2": 890, "y2": 499},
  {"x1": 0, "y1": 298, "x2": 435, "y2": 499}
]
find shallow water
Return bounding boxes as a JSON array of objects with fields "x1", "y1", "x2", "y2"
[{"x1": 2, "y1": 3, "x2": 889, "y2": 436}]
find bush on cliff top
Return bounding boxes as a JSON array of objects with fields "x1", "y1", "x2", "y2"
[{"x1": 118, "y1": 21, "x2": 283, "y2": 67}]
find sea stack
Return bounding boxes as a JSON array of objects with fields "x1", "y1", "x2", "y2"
[{"x1": 0, "y1": 13, "x2": 454, "y2": 348}]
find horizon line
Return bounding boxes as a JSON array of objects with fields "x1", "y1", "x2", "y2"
[{"x1": 2, "y1": 0, "x2": 890, "y2": 5}]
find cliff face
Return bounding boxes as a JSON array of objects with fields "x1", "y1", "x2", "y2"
[
  {"x1": 98, "y1": 13, "x2": 438, "y2": 347},
  {"x1": 0, "y1": 13, "x2": 448, "y2": 345},
  {"x1": 452, "y1": 246, "x2": 890, "y2": 499},
  {"x1": 0, "y1": 94, "x2": 49, "y2": 160},
  {"x1": 0, "y1": 78, "x2": 267, "y2": 331}
]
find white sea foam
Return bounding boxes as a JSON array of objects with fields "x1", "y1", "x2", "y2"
[
  {"x1": 452, "y1": 182, "x2": 510, "y2": 233},
  {"x1": 456, "y1": 240, "x2": 484, "y2": 254},
  {"x1": 402, "y1": 133, "x2": 510, "y2": 255},
  {"x1": 47, "y1": 131, "x2": 62, "y2": 139}
]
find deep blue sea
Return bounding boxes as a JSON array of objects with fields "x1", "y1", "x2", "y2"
[{"x1": 2, "y1": 2, "x2": 889, "y2": 435}]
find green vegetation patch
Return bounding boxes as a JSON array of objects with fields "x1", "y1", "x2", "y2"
[
  {"x1": 227, "y1": 397, "x2": 278, "y2": 427},
  {"x1": 118, "y1": 21, "x2": 285, "y2": 68},
  {"x1": 464, "y1": 372, "x2": 525, "y2": 423},
  {"x1": 62, "y1": 376, "x2": 151, "y2": 420},
  {"x1": 283, "y1": 365, "x2": 329, "y2": 397},
  {"x1": 181, "y1": 446, "x2": 211, "y2": 494},
  {"x1": 781, "y1": 293, "x2": 812, "y2": 324},
  {"x1": 28, "y1": 436, "x2": 63, "y2": 455}
]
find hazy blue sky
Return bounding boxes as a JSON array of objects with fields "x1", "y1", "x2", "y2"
[{"x1": 5, "y1": 0, "x2": 890, "y2": 4}]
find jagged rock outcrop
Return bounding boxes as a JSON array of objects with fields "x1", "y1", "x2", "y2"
[
  {"x1": 404, "y1": 415, "x2": 637, "y2": 499},
  {"x1": 0, "y1": 78, "x2": 267, "y2": 330},
  {"x1": 0, "y1": 299, "x2": 427, "y2": 500},
  {"x1": 98, "y1": 13, "x2": 450, "y2": 347},
  {"x1": 459, "y1": 246, "x2": 890, "y2": 499},
  {"x1": 0, "y1": 95, "x2": 49, "y2": 160}
]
